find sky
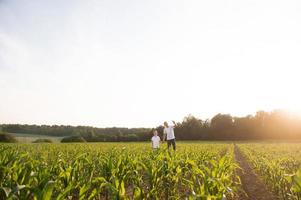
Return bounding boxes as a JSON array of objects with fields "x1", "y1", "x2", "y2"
[{"x1": 0, "y1": 0, "x2": 301, "y2": 128}]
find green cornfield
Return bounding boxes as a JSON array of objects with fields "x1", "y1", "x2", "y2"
[
  {"x1": 1, "y1": 142, "x2": 301, "y2": 200},
  {"x1": 0, "y1": 143, "x2": 239, "y2": 200}
]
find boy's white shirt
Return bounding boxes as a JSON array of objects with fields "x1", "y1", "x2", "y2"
[{"x1": 151, "y1": 135, "x2": 160, "y2": 148}]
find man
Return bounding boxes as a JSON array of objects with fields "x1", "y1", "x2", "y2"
[{"x1": 163, "y1": 121, "x2": 176, "y2": 150}]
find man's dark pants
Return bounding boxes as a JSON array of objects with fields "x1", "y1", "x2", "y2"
[{"x1": 167, "y1": 139, "x2": 176, "y2": 150}]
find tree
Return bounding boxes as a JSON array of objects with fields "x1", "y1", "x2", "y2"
[
  {"x1": 0, "y1": 132, "x2": 17, "y2": 143},
  {"x1": 210, "y1": 114, "x2": 234, "y2": 139},
  {"x1": 61, "y1": 136, "x2": 86, "y2": 143},
  {"x1": 176, "y1": 115, "x2": 205, "y2": 140},
  {"x1": 32, "y1": 139, "x2": 53, "y2": 143}
]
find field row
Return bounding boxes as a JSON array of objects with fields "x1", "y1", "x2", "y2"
[{"x1": 238, "y1": 143, "x2": 301, "y2": 200}]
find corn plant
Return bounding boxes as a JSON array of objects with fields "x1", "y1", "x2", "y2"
[
  {"x1": 0, "y1": 143, "x2": 239, "y2": 200},
  {"x1": 238, "y1": 143, "x2": 301, "y2": 200}
]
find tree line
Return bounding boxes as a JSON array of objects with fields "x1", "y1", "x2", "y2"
[
  {"x1": 1, "y1": 110, "x2": 301, "y2": 142},
  {"x1": 174, "y1": 110, "x2": 301, "y2": 140}
]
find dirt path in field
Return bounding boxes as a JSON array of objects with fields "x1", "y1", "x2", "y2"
[{"x1": 234, "y1": 145, "x2": 278, "y2": 200}]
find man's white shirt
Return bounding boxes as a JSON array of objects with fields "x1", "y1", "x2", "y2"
[
  {"x1": 151, "y1": 136, "x2": 160, "y2": 148},
  {"x1": 163, "y1": 125, "x2": 175, "y2": 140}
]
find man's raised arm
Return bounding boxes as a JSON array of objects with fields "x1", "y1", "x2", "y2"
[{"x1": 171, "y1": 120, "x2": 176, "y2": 127}]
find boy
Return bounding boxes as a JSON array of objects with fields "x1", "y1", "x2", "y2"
[{"x1": 151, "y1": 130, "x2": 161, "y2": 149}]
